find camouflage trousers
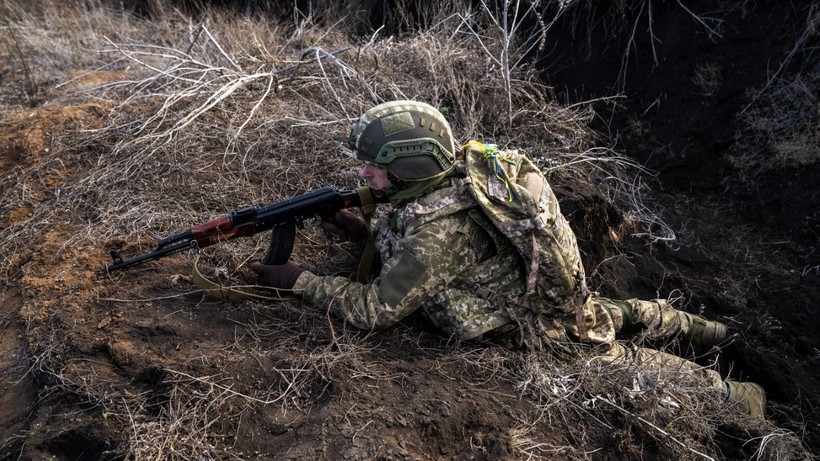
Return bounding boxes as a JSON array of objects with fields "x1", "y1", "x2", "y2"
[
  {"x1": 487, "y1": 297, "x2": 724, "y2": 391},
  {"x1": 596, "y1": 341, "x2": 724, "y2": 391},
  {"x1": 593, "y1": 297, "x2": 724, "y2": 390}
]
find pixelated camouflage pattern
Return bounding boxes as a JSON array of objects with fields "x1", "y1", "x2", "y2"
[
  {"x1": 597, "y1": 341, "x2": 724, "y2": 391},
  {"x1": 460, "y1": 143, "x2": 589, "y2": 316},
  {"x1": 294, "y1": 175, "x2": 613, "y2": 342},
  {"x1": 485, "y1": 295, "x2": 725, "y2": 393},
  {"x1": 600, "y1": 297, "x2": 696, "y2": 340},
  {"x1": 488, "y1": 296, "x2": 713, "y2": 348},
  {"x1": 292, "y1": 144, "x2": 716, "y2": 358},
  {"x1": 295, "y1": 179, "x2": 525, "y2": 339}
]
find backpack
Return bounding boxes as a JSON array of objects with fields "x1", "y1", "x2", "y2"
[{"x1": 460, "y1": 141, "x2": 589, "y2": 316}]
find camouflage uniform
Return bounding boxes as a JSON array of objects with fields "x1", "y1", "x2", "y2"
[
  {"x1": 294, "y1": 176, "x2": 518, "y2": 338},
  {"x1": 291, "y1": 172, "x2": 725, "y2": 391},
  {"x1": 288, "y1": 99, "x2": 761, "y2": 415}
]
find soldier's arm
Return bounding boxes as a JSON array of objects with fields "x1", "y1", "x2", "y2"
[{"x1": 292, "y1": 215, "x2": 479, "y2": 330}]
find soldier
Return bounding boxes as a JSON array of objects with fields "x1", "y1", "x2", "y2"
[{"x1": 250, "y1": 100, "x2": 765, "y2": 417}]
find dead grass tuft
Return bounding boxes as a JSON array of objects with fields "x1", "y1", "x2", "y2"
[
  {"x1": 730, "y1": 4, "x2": 819, "y2": 180},
  {"x1": 0, "y1": 0, "x2": 666, "y2": 283}
]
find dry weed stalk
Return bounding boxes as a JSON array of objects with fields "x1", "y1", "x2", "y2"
[
  {"x1": 748, "y1": 428, "x2": 815, "y2": 461},
  {"x1": 508, "y1": 425, "x2": 590, "y2": 460},
  {"x1": 505, "y1": 343, "x2": 731, "y2": 460},
  {"x1": 617, "y1": 0, "x2": 723, "y2": 89},
  {"x1": 545, "y1": 147, "x2": 676, "y2": 243},
  {"x1": 124, "y1": 378, "x2": 238, "y2": 460},
  {"x1": 0, "y1": 14, "x2": 39, "y2": 105},
  {"x1": 731, "y1": 5, "x2": 818, "y2": 181},
  {"x1": 595, "y1": 395, "x2": 717, "y2": 461},
  {"x1": 556, "y1": 0, "x2": 725, "y2": 89},
  {"x1": 457, "y1": 0, "x2": 554, "y2": 125}
]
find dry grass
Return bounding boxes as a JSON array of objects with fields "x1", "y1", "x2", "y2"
[
  {"x1": 0, "y1": 0, "x2": 665, "y2": 281},
  {"x1": 0, "y1": 1, "x2": 815, "y2": 460},
  {"x1": 446, "y1": 339, "x2": 811, "y2": 461},
  {"x1": 730, "y1": 4, "x2": 819, "y2": 180}
]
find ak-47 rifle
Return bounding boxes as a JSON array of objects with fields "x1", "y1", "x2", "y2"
[{"x1": 106, "y1": 186, "x2": 382, "y2": 272}]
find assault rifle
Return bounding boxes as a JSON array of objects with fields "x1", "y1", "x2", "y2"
[{"x1": 106, "y1": 187, "x2": 383, "y2": 272}]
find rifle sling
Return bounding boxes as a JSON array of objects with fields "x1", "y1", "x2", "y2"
[
  {"x1": 191, "y1": 255, "x2": 297, "y2": 302},
  {"x1": 355, "y1": 186, "x2": 378, "y2": 284}
]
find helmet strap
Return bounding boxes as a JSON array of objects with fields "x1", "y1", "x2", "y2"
[{"x1": 386, "y1": 167, "x2": 454, "y2": 204}]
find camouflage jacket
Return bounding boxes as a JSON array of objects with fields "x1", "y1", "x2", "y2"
[
  {"x1": 292, "y1": 175, "x2": 526, "y2": 340},
  {"x1": 292, "y1": 174, "x2": 616, "y2": 345}
]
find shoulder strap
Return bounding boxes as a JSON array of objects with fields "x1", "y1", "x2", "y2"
[
  {"x1": 355, "y1": 186, "x2": 378, "y2": 283},
  {"x1": 190, "y1": 255, "x2": 296, "y2": 301}
]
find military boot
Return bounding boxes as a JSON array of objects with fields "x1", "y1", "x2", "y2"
[
  {"x1": 681, "y1": 313, "x2": 728, "y2": 347},
  {"x1": 725, "y1": 380, "x2": 766, "y2": 417}
]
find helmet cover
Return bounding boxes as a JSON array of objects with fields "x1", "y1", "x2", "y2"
[{"x1": 348, "y1": 101, "x2": 456, "y2": 181}]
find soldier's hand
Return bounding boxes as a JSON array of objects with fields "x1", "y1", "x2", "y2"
[
  {"x1": 249, "y1": 261, "x2": 305, "y2": 289},
  {"x1": 320, "y1": 210, "x2": 367, "y2": 243}
]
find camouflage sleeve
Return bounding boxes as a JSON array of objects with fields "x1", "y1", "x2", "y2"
[{"x1": 292, "y1": 213, "x2": 480, "y2": 331}]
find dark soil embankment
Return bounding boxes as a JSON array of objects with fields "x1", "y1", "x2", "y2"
[
  {"x1": 544, "y1": 0, "x2": 820, "y2": 452},
  {"x1": 1, "y1": 1, "x2": 818, "y2": 459}
]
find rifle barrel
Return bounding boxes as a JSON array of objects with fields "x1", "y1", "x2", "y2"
[{"x1": 106, "y1": 240, "x2": 196, "y2": 272}]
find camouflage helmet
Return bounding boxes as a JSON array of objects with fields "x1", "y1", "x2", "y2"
[{"x1": 348, "y1": 101, "x2": 456, "y2": 181}]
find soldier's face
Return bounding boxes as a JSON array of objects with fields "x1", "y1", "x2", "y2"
[{"x1": 360, "y1": 163, "x2": 392, "y2": 190}]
